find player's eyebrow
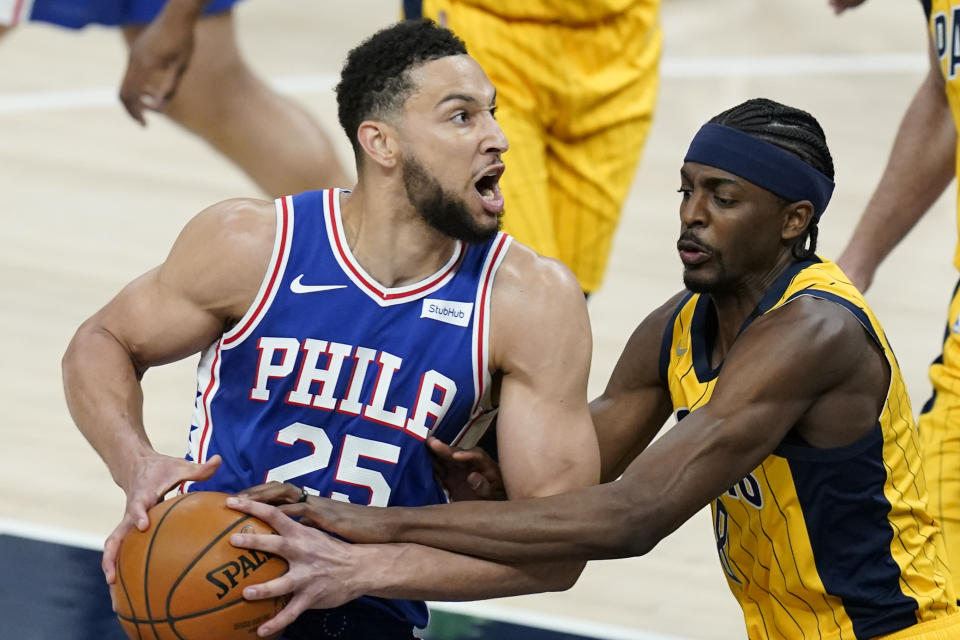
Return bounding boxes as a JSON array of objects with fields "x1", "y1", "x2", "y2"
[{"x1": 436, "y1": 89, "x2": 497, "y2": 109}]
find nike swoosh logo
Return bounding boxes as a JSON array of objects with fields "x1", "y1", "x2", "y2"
[{"x1": 290, "y1": 274, "x2": 347, "y2": 294}]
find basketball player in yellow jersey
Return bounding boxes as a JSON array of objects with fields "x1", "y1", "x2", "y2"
[
  {"x1": 402, "y1": 1, "x2": 661, "y2": 294},
  {"x1": 225, "y1": 98, "x2": 960, "y2": 640},
  {"x1": 836, "y1": 0, "x2": 960, "y2": 580}
]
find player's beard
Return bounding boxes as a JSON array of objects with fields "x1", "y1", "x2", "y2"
[{"x1": 401, "y1": 153, "x2": 500, "y2": 244}]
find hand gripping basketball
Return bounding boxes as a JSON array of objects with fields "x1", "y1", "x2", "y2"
[{"x1": 115, "y1": 491, "x2": 290, "y2": 640}]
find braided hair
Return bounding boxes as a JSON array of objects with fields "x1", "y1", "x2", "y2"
[{"x1": 709, "y1": 98, "x2": 834, "y2": 260}]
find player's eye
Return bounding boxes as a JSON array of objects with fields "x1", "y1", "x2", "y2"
[{"x1": 452, "y1": 111, "x2": 469, "y2": 124}]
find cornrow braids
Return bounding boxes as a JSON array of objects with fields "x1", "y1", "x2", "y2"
[{"x1": 709, "y1": 98, "x2": 833, "y2": 260}]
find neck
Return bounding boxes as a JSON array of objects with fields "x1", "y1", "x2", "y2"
[
  {"x1": 707, "y1": 252, "x2": 800, "y2": 359},
  {"x1": 338, "y1": 181, "x2": 460, "y2": 288}
]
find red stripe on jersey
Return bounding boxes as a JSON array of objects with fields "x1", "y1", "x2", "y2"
[
  {"x1": 223, "y1": 197, "x2": 290, "y2": 347},
  {"x1": 327, "y1": 189, "x2": 465, "y2": 301},
  {"x1": 473, "y1": 234, "x2": 509, "y2": 412},
  {"x1": 11, "y1": 0, "x2": 25, "y2": 25}
]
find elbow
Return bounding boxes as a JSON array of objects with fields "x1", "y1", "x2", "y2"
[{"x1": 542, "y1": 561, "x2": 586, "y2": 593}]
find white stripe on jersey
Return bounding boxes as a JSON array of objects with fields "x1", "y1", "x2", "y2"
[
  {"x1": 221, "y1": 196, "x2": 294, "y2": 349},
  {"x1": 182, "y1": 339, "x2": 223, "y2": 493},
  {"x1": 453, "y1": 233, "x2": 511, "y2": 447}
]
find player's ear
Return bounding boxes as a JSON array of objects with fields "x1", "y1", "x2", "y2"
[
  {"x1": 781, "y1": 200, "x2": 814, "y2": 242},
  {"x1": 357, "y1": 120, "x2": 399, "y2": 169}
]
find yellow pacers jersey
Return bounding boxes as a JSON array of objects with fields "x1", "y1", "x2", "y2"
[
  {"x1": 660, "y1": 259, "x2": 957, "y2": 639},
  {"x1": 926, "y1": 0, "x2": 960, "y2": 269}
]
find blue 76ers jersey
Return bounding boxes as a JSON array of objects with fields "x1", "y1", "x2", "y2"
[{"x1": 182, "y1": 188, "x2": 509, "y2": 626}]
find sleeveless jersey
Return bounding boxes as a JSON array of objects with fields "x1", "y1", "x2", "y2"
[
  {"x1": 925, "y1": 0, "x2": 960, "y2": 269},
  {"x1": 182, "y1": 188, "x2": 509, "y2": 627},
  {"x1": 659, "y1": 258, "x2": 957, "y2": 639}
]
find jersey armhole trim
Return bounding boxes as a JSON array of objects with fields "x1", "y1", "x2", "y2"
[
  {"x1": 221, "y1": 196, "x2": 293, "y2": 348},
  {"x1": 659, "y1": 292, "x2": 693, "y2": 385}
]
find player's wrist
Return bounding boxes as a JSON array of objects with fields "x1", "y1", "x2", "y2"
[{"x1": 343, "y1": 543, "x2": 387, "y2": 598}]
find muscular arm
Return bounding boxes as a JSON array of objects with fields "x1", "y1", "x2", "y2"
[
  {"x1": 292, "y1": 297, "x2": 881, "y2": 563},
  {"x1": 837, "y1": 33, "x2": 956, "y2": 291},
  {"x1": 62, "y1": 197, "x2": 275, "y2": 579}
]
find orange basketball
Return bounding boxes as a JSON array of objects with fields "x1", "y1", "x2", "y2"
[{"x1": 114, "y1": 491, "x2": 290, "y2": 640}]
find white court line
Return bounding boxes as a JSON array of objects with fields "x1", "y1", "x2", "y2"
[
  {"x1": 0, "y1": 517, "x2": 695, "y2": 640},
  {"x1": 0, "y1": 53, "x2": 925, "y2": 115}
]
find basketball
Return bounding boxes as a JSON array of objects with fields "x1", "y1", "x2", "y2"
[{"x1": 114, "y1": 491, "x2": 290, "y2": 640}]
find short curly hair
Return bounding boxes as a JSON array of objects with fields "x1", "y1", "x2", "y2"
[{"x1": 336, "y1": 20, "x2": 468, "y2": 162}]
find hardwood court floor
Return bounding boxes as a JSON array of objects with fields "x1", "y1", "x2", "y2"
[{"x1": 0, "y1": 1, "x2": 950, "y2": 638}]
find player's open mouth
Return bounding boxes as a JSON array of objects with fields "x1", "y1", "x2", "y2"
[
  {"x1": 474, "y1": 165, "x2": 505, "y2": 213},
  {"x1": 677, "y1": 238, "x2": 711, "y2": 266}
]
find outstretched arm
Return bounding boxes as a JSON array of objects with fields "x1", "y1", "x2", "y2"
[
  {"x1": 837, "y1": 34, "x2": 955, "y2": 291},
  {"x1": 62, "y1": 197, "x2": 275, "y2": 582},
  {"x1": 265, "y1": 298, "x2": 880, "y2": 564},
  {"x1": 119, "y1": 0, "x2": 208, "y2": 125}
]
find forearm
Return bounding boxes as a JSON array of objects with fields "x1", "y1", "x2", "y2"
[
  {"x1": 355, "y1": 543, "x2": 583, "y2": 601},
  {"x1": 62, "y1": 321, "x2": 153, "y2": 490},
  {"x1": 839, "y1": 70, "x2": 955, "y2": 277},
  {"x1": 344, "y1": 481, "x2": 649, "y2": 564}
]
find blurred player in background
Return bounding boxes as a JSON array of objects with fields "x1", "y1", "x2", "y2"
[
  {"x1": 404, "y1": 0, "x2": 661, "y2": 295},
  {"x1": 833, "y1": 0, "x2": 960, "y2": 574},
  {"x1": 0, "y1": 0, "x2": 348, "y2": 196}
]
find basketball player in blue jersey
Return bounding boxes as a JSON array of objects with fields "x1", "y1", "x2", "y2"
[
  {"x1": 229, "y1": 99, "x2": 960, "y2": 640},
  {"x1": 1, "y1": 0, "x2": 347, "y2": 196},
  {"x1": 62, "y1": 20, "x2": 599, "y2": 639}
]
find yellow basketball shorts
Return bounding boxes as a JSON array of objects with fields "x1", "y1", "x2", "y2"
[
  {"x1": 418, "y1": 0, "x2": 661, "y2": 293},
  {"x1": 919, "y1": 277, "x2": 960, "y2": 574}
]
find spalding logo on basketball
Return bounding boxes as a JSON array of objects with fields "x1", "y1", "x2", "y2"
[{"x1": 115, "y1": 491, "x2": 290, "y2": 640}]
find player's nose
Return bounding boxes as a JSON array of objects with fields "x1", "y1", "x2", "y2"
[{"x1": 481, "y1": 115, "x2": 508, "y2": 155}]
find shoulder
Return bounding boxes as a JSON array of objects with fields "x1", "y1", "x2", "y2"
[
  {"x1": 623, "y1": 289, "x2": 691, "y2": 352},
  {"x1": 493, "y1": 241, "x2": 584, "y2": 308},
  {"x1": 606, "y1": 290, "x2": 690, "y2": 390},
  {"x1": 161, "y1": 197, "x2": 278, "y2": 318},
  {"x1": 729, "y1": 294, "x2": 881, "y2": 385},
  {"x1": 181, "y1": 197, "x2": 276, "y2": 243},
  {"x1": 488, "y1": 242, "x2": 591, "y2": 368},
  {"x1": 759, "y1": 294, "x2": 871, "y2": 348},
  {"x1": 169, "y1": 197, "x2": 276, "y2": 264}
]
